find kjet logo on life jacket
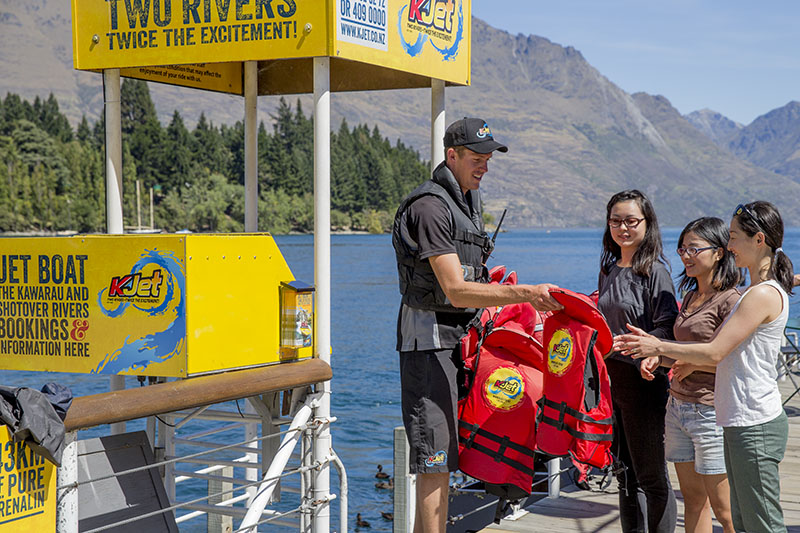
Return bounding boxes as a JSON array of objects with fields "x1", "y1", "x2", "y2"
[
  {"x1": 397, "y1": 0, "x2": 464, "y2": 60},
  {"x1": 484, "y1": 367, "x2": 524, "y2": 411},
  {"x1": 548, "y1": 329, "x2": 574, "y2": 376},
  {"x1": 425, "y1": 450, "x2": 447, "y2": 467}
]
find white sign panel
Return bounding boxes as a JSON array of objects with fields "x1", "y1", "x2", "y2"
[{"x1": 336, "y1": 0, "x2": 388, "y2": 51}]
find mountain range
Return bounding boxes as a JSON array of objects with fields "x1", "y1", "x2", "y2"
[{"x1": 2, "y1": 1, "x2": 800, "y2": 226}]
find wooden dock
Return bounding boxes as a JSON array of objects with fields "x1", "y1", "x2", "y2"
[{"x1": 480, "y1": 377, "x2": 800, "y2": 532}]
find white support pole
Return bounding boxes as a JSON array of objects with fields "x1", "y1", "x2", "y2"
[
  {"x1": 56, "y1": 431, "x2": 78, "y2": 533},
  {"x1": 136, "y1": 179, "x2": 142, "y2": 230},
  {"x1": 104, "y1": 69, "x2": 123, "y2": 235},
  {"x1": 164, "y1": 414, "x2": 176, "y2": 503},
  {"x1": 244, "y1": 401, "x2": 259, "y2": 505},
  {"x1": 239, "y1": 402, "x2": 315, "y2": 532},
  {"x1": 431, "y1": 78, "x2": 446, "y2": 171},
  {"x1": 244, "y1": 61, "x2": 258, "y2": 232},
  {"x1": 243, "y1": 60, "x2": 260, "y2": 504},
  {"x1": 547, "y1": 457, "x2": 561, "y2": 498},
  {"x1": 104, "y1": 68, "x2": 126, "y2": 435},
  {"x1": 312, "y1": 56, "x2": 332, "y2": 533},
  {"x1": 393, "y1": 426, "x2": 415, "y2": 533}
]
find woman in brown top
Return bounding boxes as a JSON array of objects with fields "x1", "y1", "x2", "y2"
[{"x1": 640, "y1": 217, "x2": 739, "y2": 533}]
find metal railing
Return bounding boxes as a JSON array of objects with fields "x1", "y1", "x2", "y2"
[{"x1": 55, "y1": 359, "x2": 347, "y2": 533}]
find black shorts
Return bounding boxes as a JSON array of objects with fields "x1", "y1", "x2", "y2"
[{"x1": 399, "y1": 348, "x2": 460, "y2": 474}]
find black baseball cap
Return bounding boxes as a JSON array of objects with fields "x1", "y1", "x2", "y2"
[{"x1": 443, "y1": 117, "x2": 508, "y2": 154}]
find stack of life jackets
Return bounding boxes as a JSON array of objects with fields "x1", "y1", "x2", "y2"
[
  {"x1": 457, "y1": 276, "x2": 616, "y2": 508},
  {"x1": 536, "y1": 288, "x2": 615, "y2": 471},
  {"x1": 456, "y1": 266, "x2": 548, "y2": 501}
]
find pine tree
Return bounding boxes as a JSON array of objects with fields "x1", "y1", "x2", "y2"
[
  {"x1": 164, "y1": 110, "x2": 193, "y2": 190},
  {"x1": 39, "y1": 94, "x2": 74, "y2": 143},
  {"x1": 77, "y1": 116, "x2": 92, "y2": 144},
  {"x1": 193, "y1": 112, "x2": 227, "y2": 175}
]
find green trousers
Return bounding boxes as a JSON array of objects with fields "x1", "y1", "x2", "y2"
[{"x1": 723, "y1": 411, "x2": 788, "y2": 533}]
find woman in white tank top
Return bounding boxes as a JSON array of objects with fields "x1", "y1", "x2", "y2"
[{"x1": 614, "y1": 201, "x2": 795, "y2": 533}]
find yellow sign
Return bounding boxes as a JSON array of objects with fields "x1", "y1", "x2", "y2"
[
  {"x1": 71, "y1": 0, "x2": 471, "y2": 87},
  {"x1": 334, "y1": 0, "x2": 470, "y2": 84},
  {"x1": 0, "y1": 428, "x2": 56, "y2": 532},
  {"x1": 71, "y1": 0, "x2": 330, "y2": 70},
  {"x1": 0, "y1": 234, "x2": 305, "y2": 377},
  {"x1": 120, "y1": 63, "x2": 243, "y2": 94}
]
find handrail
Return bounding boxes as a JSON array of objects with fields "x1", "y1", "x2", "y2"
[{"x1": 64, "y1": 359, "x2": 332, "y2": 431}]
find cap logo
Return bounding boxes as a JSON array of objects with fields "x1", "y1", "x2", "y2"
[{"x1": 476, "y1": 124, "x2": 491, "y2": 139}]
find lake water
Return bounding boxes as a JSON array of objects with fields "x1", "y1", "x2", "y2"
[{"x1": 2, "y1": 228, "x2": 799, "y2": 532}]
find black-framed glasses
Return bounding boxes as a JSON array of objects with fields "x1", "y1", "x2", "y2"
[
  {"x1": 608, "y1": 216, "x2": 645, "y2": 229},
  {"x1": 677, "y1": 246, "x2": 717, "y2": 257},
  {"x1": 733, "y1": 203, "x2": 766, "y2": 233}
]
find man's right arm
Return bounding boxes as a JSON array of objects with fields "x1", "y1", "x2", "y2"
[{"x1": 429, "y1": 253, "x2": 562, "y2": 311}]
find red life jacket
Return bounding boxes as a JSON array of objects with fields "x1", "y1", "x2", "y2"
[
  {"x1": 457, "y1": 269, "x2": 548, "y2": 499},
  {"x1": 536, "y1": 288, "x2": 614, "y2": 469}
]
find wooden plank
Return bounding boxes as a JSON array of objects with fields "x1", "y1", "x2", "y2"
[
  {"x1": 480, "y1": 378, "x2": 800, "y2": 532},
  {"x1": 65, "y1": 358, "x2": 332, "y2": 431}
]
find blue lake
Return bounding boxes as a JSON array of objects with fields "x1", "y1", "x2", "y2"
[{"x1": 2, "y1": 227, "x2": 799, "y2": 532}]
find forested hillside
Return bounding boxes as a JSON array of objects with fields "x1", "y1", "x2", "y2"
[{"x1": 0, "y1": 81, "x2": 430, "y2": 233}]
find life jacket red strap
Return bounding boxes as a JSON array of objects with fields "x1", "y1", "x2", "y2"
[
  {"x1": 537, "y1": 397, "x2": 614, "y2": 441},
  {"x1": 458, "y1": 420, "x2": 536, "y2": 477}
]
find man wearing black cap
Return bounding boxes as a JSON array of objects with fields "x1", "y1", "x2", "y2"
[{"x1": 392, "y1": 118, "x2": 561, "y2": 532}]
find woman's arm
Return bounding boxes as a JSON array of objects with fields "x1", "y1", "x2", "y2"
[
  {"x1": 671, "y1": 360, "x2": 716, "y2": 381},
  {"x1": 615, "y1": 284, "x2": 783, "y2": 365}
]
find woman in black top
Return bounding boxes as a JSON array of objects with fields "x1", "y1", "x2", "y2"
[{"x1": 598, "y1": 190, "x2": 679, "y2": 533}]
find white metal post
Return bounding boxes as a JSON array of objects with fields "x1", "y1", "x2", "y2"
[
  {"x1": 393, "y1": 426, "x2": 415, "y2": 533},
  {"x1": 243, "y1": 60, "x2": 260, "y2": 504},
  {"x1": 244, "y1": 403, "x2": 259, "y2": 505},
  {"x1": 431, "y1": 79, "x2": 446, "y2": 170},
  {"x1": 239, "y1": 402, "x2": 315, "y2": 532},
  {"x1": 164, "y1": 414, "x2": 176, "y2": 503},
  {"x1": 136, "y1": 179, "x2": 142, "y2": 230},
  {"x1": 312, "y1": 56, "x2": 332, "y2": 533},
  {"x1": 104, "y1": 69, "x2": 123, "y2": 235},
  {"x1": 104, "y1": 68, "x2": 127, "y2": 435},
  {"x1": 547, "y1": 458, "x2": 561, "y2": 498},
  {"x1": 244, "y1": 60, "x2": 258, "y2": 232},
  {"x1": 56, "y1": 431, "x2": 78, "y2": 533}
]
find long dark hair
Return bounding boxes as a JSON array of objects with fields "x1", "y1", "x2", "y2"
[
  {"x1": 600, "y1": 190, "x2": 668, "y2": 277},
  {"x1": 677, "y1": 217, "x2": 740, "y2": 293},
  {"x1": 732, "y1": 201, "x2": 794, "y2": 294}
]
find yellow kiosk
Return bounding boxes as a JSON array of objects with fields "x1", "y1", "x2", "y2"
[{"x1": 0, "y1": 1, "x2": 474, "y2": 531}]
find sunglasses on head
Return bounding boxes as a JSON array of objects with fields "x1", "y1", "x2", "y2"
[{"x1": 733, "y1": 203, "x2": 766, "y2": 234}]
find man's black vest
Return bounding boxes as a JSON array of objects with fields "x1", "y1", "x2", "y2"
[{"x1": 392, "y1": 161, "x2": 494, "y2": 313}]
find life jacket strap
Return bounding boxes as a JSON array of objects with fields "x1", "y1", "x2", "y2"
[
  {"x1": 458, "y1": 420, "x2": 536, "y2": 476},
  {"x1": 539, "y1": 396, "x2": 613, "y2": 426},
  {"x1": 537, "y1": 397, "x2": 614, "y2": 442}
]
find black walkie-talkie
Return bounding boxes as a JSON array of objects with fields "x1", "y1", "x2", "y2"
[{"x1": 491, "y1": 208, "x2": 507, "y2": 244}]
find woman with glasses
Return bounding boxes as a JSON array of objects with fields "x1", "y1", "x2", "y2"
[
  {"x1": 616, "y1": 201, "x2": 794, "y2": 533},
  {"x1": 598, "y1": 189, "x2": 679, "y2": 533},
  {"x1": 640, "y1": 217, "x2": 738, "y2": 533}
]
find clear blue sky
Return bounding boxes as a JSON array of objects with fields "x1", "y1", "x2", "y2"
[{"x1": 472, "y1": 1, "x2": 800, "y2": 125}]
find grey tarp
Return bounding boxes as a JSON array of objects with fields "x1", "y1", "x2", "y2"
[{"x1": 0, "y1": 383, "x2": 72, "y2": 466}]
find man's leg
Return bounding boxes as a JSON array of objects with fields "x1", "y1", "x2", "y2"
[
  {"x1": 415, "y1": 472, "x2": 449, "y2": 533},
  {"x1": 400, "y1": 348, "x2": 460, "y2": 533}
]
